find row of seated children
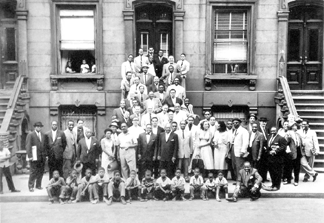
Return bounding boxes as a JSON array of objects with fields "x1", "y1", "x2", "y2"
[{"x1": 46, "y1": 167, "x2": 229, "y2": 205}]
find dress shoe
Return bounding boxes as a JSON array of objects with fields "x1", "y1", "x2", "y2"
[
  {"x1": 293, "y1": 183, "x2": 298, "y2": 186},
  {"x1": 283, "y1": 181, "x2": 291, "y2": 185},
  {"x1": 36, "y1": 187, "x2": 43, "y2": 190},
  {"x1": 232, "y1": 183, "x2": 236, "y2": 185},
  {"x1": 29, "y1": 188, "x2": 34, "y2": 192},
  {"x1": 271, "y1": 187, "x2": 278, "y2": 191},
  {"x1": 11, "y1": 189, "x2": 20, "y2": 193},
  {"x1": 250, "y1": 197, "x2": 259, "y2": 201},
  {"x1": 226, "y1": 197, "x2": 237, "y2": 202},
  {"x1": 303, "y1": 178, "x2": 308, "y2": 182},
  {"x1": 313, "y1": 173, "x2": 318, "y2": 182}
]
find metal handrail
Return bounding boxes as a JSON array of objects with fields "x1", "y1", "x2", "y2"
[{"x1": 278, "y1": 75, "x2": 298, "y2": 117}]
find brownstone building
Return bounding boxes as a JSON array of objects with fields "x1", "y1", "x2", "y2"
[{"x1": 0, "y1": 0, "x2": 323, "y2": 171}]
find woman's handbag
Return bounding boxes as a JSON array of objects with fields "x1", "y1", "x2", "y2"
[{"x1": 191, "y1": 155, "x2": 204, "y2": 170}]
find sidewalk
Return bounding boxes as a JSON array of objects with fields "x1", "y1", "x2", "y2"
[{"x1": 0, "y1": 173, "x2": 323, "y2": 202}]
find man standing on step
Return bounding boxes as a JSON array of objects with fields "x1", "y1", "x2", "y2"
[
  {"x1": 45, "y1": 121, "x2": 67, "y2": 179},
  {"x1": 26, "y1": 122, "x2": 47, "y2": 192},
  {"x1": 298, "y1": 120, "x2": 319, "y2": 182}
]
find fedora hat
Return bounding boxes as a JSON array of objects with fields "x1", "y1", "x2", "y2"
[
  {"x1": 259, "y1": 117, "x2": 268, "y2": 122},
  {"x1": 109, "y1": 122, "x2": 119, "y2": 128},
  {"x1": 34, "y1": 122, "x2": 44, "y2": 127},
  {"x1": 74, "y1": 162, "x2": 83, "y2": 173},
  {"x1": 248, "y1": 114, "x2": 257, "y2": 120},
  {"x1": 142, "y1": 64, "x2": 149, "y2": 68},
  {"x1": 232, "y1": 118, "x2": 242, "y2": 123}
]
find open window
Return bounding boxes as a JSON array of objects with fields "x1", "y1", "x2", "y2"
[{"x1": 213, "y1": 9, "x2": 249, "y2": 74}]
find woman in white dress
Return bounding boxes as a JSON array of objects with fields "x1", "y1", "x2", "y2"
[
  {"x1": 100, "y1": 128, "x2": 115, "y2": 179},
  {"x1": 213, "y1": 121, "x2": 230, "y2": 174},
  {"x1": 196, "y1": 121, "x2": 214, "y2": 176}
]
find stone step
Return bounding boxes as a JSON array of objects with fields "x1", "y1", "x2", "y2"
[
  {"x1": 0, "y1": 102, "x2": 8, "y2": 110},
  {"x1": 292, "y1": 96, "x2": 324, "y2": 104},
  {"x1": 309, "y1": 123, "x2": 324, "y2": 130},
  {"x1": 314, "y1": 167, "x2": 324, "y2": 173},
  {"x1": 295, "y1": 103, "x2": 324, "y2": 109},
  {"x1": 299, "y1": 116, "x2": 324, "y2": 123},
  {"x1": 314, "y1": 160, "x2": 324, "y2": 168},
  {"x1": 314, "y1": 130, "x2": 324, "y2": 137},
  {"x1": 297, "y1": 109, "x2": 324, "y2": 116}
]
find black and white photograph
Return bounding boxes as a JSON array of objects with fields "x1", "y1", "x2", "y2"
[{"x1": 0, "y1": 0, "x2": 323, "y2": 222}]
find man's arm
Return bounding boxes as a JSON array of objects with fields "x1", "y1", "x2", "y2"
[
  {"x1": 241, "y1": 128, "x2": 249, "y2": 154},
  {"x1": 26, "y1": 133, "x2": 32, "y2": 159},
  {"x1": 61, "y1": 131, "x2": 67, "y2": 152},
  {"x1": 312, "y1": 131, "x2": 320, "y2": 154},
  {"x1": 172, "y1": 134, "x2": 179, "y2": 161},
  {"x1": 76, "y1": 142, "x2": 81, "y2": 160}
]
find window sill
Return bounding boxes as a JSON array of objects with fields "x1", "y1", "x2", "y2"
[
  {"x1": 204, "y1": 74, "x2": 257, "y2": 91},
  {"x1": 50, "y1": 74, "x2": 104, "y2": 91}
]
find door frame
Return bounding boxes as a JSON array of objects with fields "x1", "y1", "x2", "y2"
[{"x1": 287, "y1": 1, "x2": 324, "y2": 90}]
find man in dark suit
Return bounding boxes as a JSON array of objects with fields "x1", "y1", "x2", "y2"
[
  {"x1": 263, "y1": 126, "x2": 287, "y2": 191},
  {"x1": 158, "y1": 123, "x2": 178, "y2": 178},
  {"x1": 26, "y1": 122, "x2": 47, "y2": 192},
  {"x1": 151, "y1": 117, "x2": 164, "y2": 178},
  {"x1": 149, "y1": 76, "x2": 160, "y2": 93},
  {"x1": 113, "y1": 100, "x2": 131, "y2": 127},
  {"x1": 163, "y1": 89, "x2": 183, "y2": 109},
  {"x1": 45, "y1": 121, "x2": 67, "y2": 179},
  {"x1": 248, "y1": 123, "x2": 265, "y2": 168},
  {"x1": 154, "y1": 50, "x2": 168, "y2": 78},
  {"x1": 227, "y1": 161, "x2": 262, "y2": 202},
  {"x1": 137, "y1": 124, "x2": 157, "y2": 180},
  {"x1": 257, "y1": 117, "x2": 270, "y2": 182},
  {"x1": 138, "y1": 65, "x2": 154, "y2": 91},
  {"x1": 76, "y1": 129, "x2": 101, "y2": 176}
]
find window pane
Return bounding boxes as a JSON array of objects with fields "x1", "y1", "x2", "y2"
[
  {"x1": 141, "y1": 32, "x2": 149, "y2": 54},
  {"x1": 6, "y1": 28, "x2": 16, "y2": 61},
  {"x1": 214, "y1": 42, "x2": 247, "y2": 61},
  {"x1": 231, "y1": 12, "x2": 246, "y2": 30},
  {"x1": 160, "y1": 33, "x2": 169, "y2": 57},
  {"x1": 308, "y1": 29, "x2": 319, "y2": 61},
  {"x1": 60, "y1": 10, "x2": 95, "y2": 50},
  {"x1": 287, "y1": 29, "x2": 300, "y2": 62}
]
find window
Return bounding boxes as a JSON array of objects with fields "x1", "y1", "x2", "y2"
[
  {"x1": 51, "y1": 2, "x2": 103, "y2": 75},
  {"x1": 212, "y1": 8, "x2": 250, "y2": 74},
  {"x1": 5, "y1": 27, "x2": 16, "y2": 61},
  {"x1": 59, "y1": 9, "x2": 96, "y2": 73}
]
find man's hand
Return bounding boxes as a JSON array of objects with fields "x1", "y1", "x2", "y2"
[
  {"x1": 157, "y1": 156, "x2": 161, "y2": 160},
  {"x1": 250, "y1": 187, "x2": 257, "y2": 193},
  {"x1": 153, "y1": 156, "x2": 156, "y2": 161},
  {"x1": 138, "y1": 154, "x2": 141, "y2": 160},
  {"x1": 270, "y1": 151, "x2": 276, "y2": 156},
  {"x1": 172, "y1": 157, "x2": 176, "y2": 163}
]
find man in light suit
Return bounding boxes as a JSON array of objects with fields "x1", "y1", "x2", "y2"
[
  {"x1": 158, "y1": 123, "x2": 179, "y2": 178},
  {"x1": 263, "y1": 126, "x2": 287, "y2": 191},
  {"x1": 176, "y1": 121, "x2": 192, "y2": 177},
  {"x1": 26, "y1": 122, "x2": 47, "y2": 192},
  {"x1": 162, "y1": 55, "x2": 179, "y2": 78},
  {"x1": 161, "y1": 65, "x2": 181, "y2": 88},
  {"x1": 128, "y1": 76, "x2": 148, "y2": 100},
  {"x1": 141, "y1": 106, "x2": 157, "y2": 129},
  {"x1": 167, "y1": 77, "x2": 186, "y2": 100},
  {"x1": 138, "y1": 65, "x2": 154, "y2": 91},
  {"x1": 230, "y1": 118, "x2": 249, "y2": 181},
  {"x1": 163, "y1": 89, "x2": 183, "y2": 109},
  {"x1": 113, "y1": 100, "x2": 131, "y2": 127},
  {"x1": 45, "y1": 121, "x2": 67, "y2": 179},
  {"x1": 137, "y1": 124, "x2": 157, "y2": 179},
  {"x1": 248, "y1": 123, "x2": 265, "y2": 168},
  {"x1": 63, "y1": 120, "x2": 76, "y2": 179},
  {"x1": 134, "y1": 48, "x2": 149, "y2": 73},
  {"x1": 298, "y1": 119, "x2": 319, "y2": 182},
  {"x1": 143, "y1": 91, "x2": 162, "y2": 114},
  {"x1": 176, "y1": 53, "x2": 190, "y2": 88},
  {"x1": 76, "y1": 129, "x2": 101, "y2": 176},
  {"x1": 130, "y1": 105, "x2": 143, "y2": 126},
  {"x1": 121, "y1": 54, "x2": 136, "y2": 80}
]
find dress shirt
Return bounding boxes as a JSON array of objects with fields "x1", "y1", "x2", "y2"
[
  {"x1": 52, "y1": 130, "x2": 57, "y2": 141},
  {"x1": 165, "y1": 132, "x2": 171, "y2": 142},
  {"x1": 249, "y1": 132, "x2": 256, "y2": 147},
  {"x1": 146, "y1": 133, "x2": 151, "y2": 144},
  {"x1": 85, "y1": 137, "x2": 91, "y2": 152}
]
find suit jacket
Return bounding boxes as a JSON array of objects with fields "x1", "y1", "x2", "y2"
[
  {"x1": 163, "y1": 96, "x2": 183, "y2": 108},
  {"x1": 161, "y1": 71, "x2": 181, "y2": 87},
  {"x1": 267, "y1": 134, "x2": 287, "y2": 163},
  {"x1": 134, "y1": 55, "x2": 149, "y2": 72},
  {"x1": 72, "y1": 126, "x2": 90, "y2": 146},
  {"x1": 297, "y1": 129, "x2": 320, "y2": 156},
  {"x1": 121, "y1": 61, "x2": 136, "y2": 79},
  {"x1": 149, "y1": 82, "x2": 160, "y2": 93},
  {"x1": 26, "y1": 130, "x2": 47, "y2": 161},
  {"x1": 162, "y1": 63, "x2": 180, "y2": 77},
  {"x1": 143, "y1": 98, "x2": 162, "y2": 112},
  {"x1": 113, "y1": 107, "x2": 131, "y2": 126},
  {"x1": 154, "y1": 56, "x2": 168, "y2": 77},
  {"x1": 175, "y1": 129, "x2": 192, "y2": 158},
  {"x1": 63, "y1": 129, "x2": 76, "y2": 160},
  {"x1": 158, "y1": 132, "x2": 178, "y2": 162},
  {"x1": 285, "y1": 133, "x2": 298, "y2": 160},
  {"x1": 258, "y1": 126, "x2": 270, "y2": 141},
  {"x1": 154, "y1": 91, "x2": 168, "y2": 103},
  {"x1": 249, "y1": 131, "x2": 265, "y2": 161},
  {"x1": 138, "y1": 132, "x2": 157, "y2": 161},
  {"x1": 230, "y1": 126, "x2": 249, "y2": 157},
  {"x1": 237, "y1": 168, "x2": 262, "y2": 187},
  {"x1": 45, "y1": 130, "x2": 67, "y2": 161},
  {"x1": 77, "y1": 137, "x2": 101, "y2": 164},
  {"x1": 138, "y1": 72, "x2": 154, "y2": 89}
]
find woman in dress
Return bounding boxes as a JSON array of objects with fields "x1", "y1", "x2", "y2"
[
  {"x1": 197, "y1": 121, "x2": 214, "y2": 177},
  {"x1": 213, "y1": 121, "x2": 230, "y2": 175},
  {"x1": 100, "y1": 128, "x2": 116, "y2": 179}
]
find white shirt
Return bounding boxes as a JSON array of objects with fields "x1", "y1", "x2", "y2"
[
  {"x1": 0, "y1": 148, "x2": 10, "y2": 168},
  {"x1": 152, "y1": 126, "x2": 158, "y2": 135},
  {"x1": 52, "y1": 130, "x2": 57, "y2": 141},
  {"x1": 156, "y1": 177, "x2": 172, "y2": 187},
  {"x1": 35, "y1": 130, "x2": 42, "y2": 142},
  {"x1": 177, "y1": 59, "x2": 190, "y2": 75},
  {"x1": 81, "y1": 64, "x2": 89, "y2": 73},
  {"x1": 171, "y1": 97, "x2": 176, "y2": 106},
  {"x1": 85, "y1": 137, "x2": 92, "y2": 151},
  {"x1": 128, "y1": 125, "x2": 145, "y2": 139},
  {"x1": 146, "y1": 133, "x2": 151, "y2": 144},
  {"x1": 249, "y1": 132, "x2": 256, "y2": 147},
  {"x1": 165, "y1": 132, "x2": 171, "y2": 142},
  {"x1": 167, "y1": 84, "x2": 186, "y2": 100}
]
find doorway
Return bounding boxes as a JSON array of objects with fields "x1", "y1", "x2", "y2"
[
  {"x1": 287, "y1": 5, "x2": 323, "y2": 90},
  {"x1": 135, "y1": 4, "x2": 173, "y2": 57}
]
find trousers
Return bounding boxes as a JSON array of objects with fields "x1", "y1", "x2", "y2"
[
  {"x1": 120, "y1": 148, "x2": 136, "y2": 179},
  {"x1": 0, "y1": 166, "x2": 16, "y2": 191},
  {"x1": 28, "y1": 161, "x2": 45, "y2": 189}
]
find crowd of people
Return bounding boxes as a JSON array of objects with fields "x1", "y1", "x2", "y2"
[{"x1": 0, "y1": 47, "x2": 320, "y2": 206}]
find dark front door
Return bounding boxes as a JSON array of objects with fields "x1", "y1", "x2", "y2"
[
  {"x1": 135, "y1": 4, "x2": 173, "y2": 57},
  {"x1": 287, "y1": 6, "x2": 323, "y2": 90}
]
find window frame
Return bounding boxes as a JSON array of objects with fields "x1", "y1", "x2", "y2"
[
  {"x1": 207, "y1": 1, "x2": 256, "y2": 76},
  {"x1": 50, "y1": 1, "x2": 103, "y2": 75}
]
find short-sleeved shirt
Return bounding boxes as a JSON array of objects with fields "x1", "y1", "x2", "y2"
[
  {"x1": 48, "y1": 177, "x2": 66, "y2": 187},
  {"x1": 156, "y1": 177, "x2": 172, "y2": 187},
  {"x1": 142, "y1": 178, "x2": 154, "y2": 188},
  {"x1": 215, "y1": 177, "x2": 228, "y2": 186},
  {"x1": 93, "y1": 174, "x2": 109, "y2": 185},
  {"x1": 190, "y1": 176, "x2": 204, "y2": 186},
  {"x1": 0, "y1": 148, "x2": 10, "y2": 168},
  {"x1": 171, "y1": 176, "x2": 185, "y2": 187},
  {"x1": 204, "y1": 179, "x2": 217, "y2": 188},
  {"x1": 125, "y1": 177, "x2": 141, "y2": 187},
  {"x1": 66, "y1": 176, "x2": 81, "y2": 187},
  {"x1": 116, "y1": 131, "x2": 137, "y2": 148},
  {"x1": 81, "y1": 176, "x2": 96, "y2": 185}
]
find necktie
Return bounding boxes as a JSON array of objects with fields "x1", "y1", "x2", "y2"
[
  {"x1": 181, "y1": 60, "x2": 184, "y2": 67},
  {"x1": 170, "y1": 73, "x2": 173, "y2": 84},
  {"x1": 141, "y1": 94, "x2": 143, "y2": 102},
  {"x1": 149, "y1": 113, "x2": 152, "y2": 124},
  {"x1": 38, "y1": 132, "x2": 41, "y2": 142},
  {"x1": 182, "y1": 130, "x2": 185, "y2": 139},
  {"x1": 269, "y1": 135, "x2": 274, "y2": 147}
]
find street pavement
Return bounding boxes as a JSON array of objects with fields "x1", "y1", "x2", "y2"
[{"x1": 1, "y1": 199, "x2": 324, "y2": 223}]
